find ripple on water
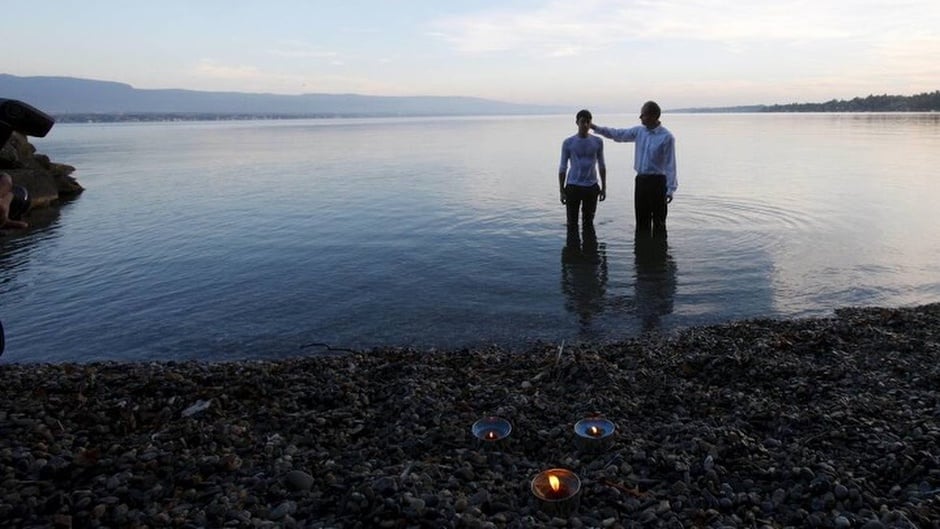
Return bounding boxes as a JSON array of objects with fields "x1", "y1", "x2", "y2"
[{"x1": 673, "y1": 194, "x2": 819, "y2": 256}]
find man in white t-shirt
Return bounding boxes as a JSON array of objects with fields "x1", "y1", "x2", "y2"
[{"x1": 559, "y1": 109, "x2": 607, "y2": 249}]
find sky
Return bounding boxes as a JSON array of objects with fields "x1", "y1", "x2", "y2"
[{"x1": 3, "y1": 1, "x2": 939, "y2": 111}]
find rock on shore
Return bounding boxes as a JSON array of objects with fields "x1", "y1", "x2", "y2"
[
  {"x1": 1, "y1": 131, "x2": 82, "y2": 208},
  {"x1": 1, "y1": 304, "x2": 938, "y2": 528}
]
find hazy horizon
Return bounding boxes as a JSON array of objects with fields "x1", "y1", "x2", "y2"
[
  {"x1": 5, "y1": 73, "x2": 934, "y2": 116},
  {"x1": 4, "y1": 2, "x2": 939, "y2": 112}
]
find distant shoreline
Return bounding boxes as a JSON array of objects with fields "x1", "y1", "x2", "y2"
[
  {"x1": 50, "y1": 112, "x2": 571, "y2": 123},
  {"x1": 674, "y1": 90, "x2": 940, "y2": 113},
  {"x1": 5, "y1": 75, "x2": 936, "y2": 121},
  {"x1": 51, "y1": 108, "x2": 940, "y2": 123}
]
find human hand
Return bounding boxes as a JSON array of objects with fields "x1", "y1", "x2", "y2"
[
  {"x1": 599, "y1": 189, "x2": 606, "y2": 202},
  {"x1": 560, "y1": 190, "x2": 567, "y2": 204},
  {"x1": 666, "y1": 194, "x2": 673, "y2": 204}
]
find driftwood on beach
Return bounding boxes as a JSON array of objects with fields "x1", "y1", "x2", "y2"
[{"x1": 1, "y1": 304, "x2": 938, "y2": 528}]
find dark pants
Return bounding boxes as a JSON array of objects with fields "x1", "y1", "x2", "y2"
[
  {"x1": 635, "y1": 174, "x2": 667, "y2": 236},
  {"x1": 565, "y1": 183, "x2": 600, "y2": 247}
]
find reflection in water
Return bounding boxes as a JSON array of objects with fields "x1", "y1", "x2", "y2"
[
  {"x1": 560, "y1": 229, "x2": 608, "y2": 335},
  {"x1": 7, "y1": 114, "x2": 939, "y2": 361},
  {"x1": 633, "y1": 233, "x2": 677, "y2": 331},
  {"x1": 0, "y1": 203, "x2": 64, "y2": 279},
  {"x1": 1, "y1": 203, "x2": 64, "y2": 359}
]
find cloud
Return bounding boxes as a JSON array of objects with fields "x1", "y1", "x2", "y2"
[
  {"x1": 431, "y1": 0, "x2": 940, "y2": 58},
  {"x1": 267, "y1": 41, "x2": 342, "y2": 61},
  {"x1": 431, "y1": 1, "x2": 621, "y2": 56},
  {"x1": 190, "y1": 60, "x2": 311, "y2": 93},
  {"x1": 194, "y1": 60, "x2": 264, "y2": 81},
  {"x1": 868, "y1": 34, "x2": 940, "y2": 91},
  {"x1": 875, "y1": 34, "x2": 940, "y2": 71},
  {"x1": 421, "y1": 0, "x2": 940, "y2": 107},
  {"x1": 189, "y1": 58, "x2": 414, "y2": 95}
]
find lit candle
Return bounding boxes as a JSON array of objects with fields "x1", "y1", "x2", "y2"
[
  {"x1": 546, "y1": 473, "x2": 566, "y2": 499},
  {"x1": 471, "y1": 416, "x2": 512, "y2": 442},
  {"x1": 531, "y1": 468, "x2": 581, "y2": 516},
  {"x1": 574, "y1": 417, "x2": 615, "y2": 453}
]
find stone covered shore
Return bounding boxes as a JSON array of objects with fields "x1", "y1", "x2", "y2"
[{"x1": 1, "y1": 304, "x2": 938, "y2": 528}]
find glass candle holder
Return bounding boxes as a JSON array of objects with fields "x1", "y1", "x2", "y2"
[
  {"x1": 531, "y1": 468, "x2": 581, "y2": 517},
  {"x1": 573, "y1": 417, "x2": 615, "y2": 453},
  {"x1": 471, "y1": 416, "x2": 512, "y2": 442}
]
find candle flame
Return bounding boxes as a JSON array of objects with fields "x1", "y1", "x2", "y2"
[
  {"x1": 486, "y1": 430, "x2": 497, "y2": 440},
  {"x1": 549, "y1": 474, "x2": 561, "y2": 492},
  {"x1": 589, "y1": 425, "x2": 601, "y2": 436}
]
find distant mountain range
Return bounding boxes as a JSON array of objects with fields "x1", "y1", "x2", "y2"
[
  {"x1": 0, "y1": 74, "x2": 565, "y2": 120},
  {"x1": 3, "y1": 74, "x2": 937, "y2": 121}
]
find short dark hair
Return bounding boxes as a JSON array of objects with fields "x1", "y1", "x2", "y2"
[
  {"x1": 641, "y1": 101, "x2": 661, "y2": 119},
  {"x1": 576, "y1": 109, "x2": 592, "y2": 122}
]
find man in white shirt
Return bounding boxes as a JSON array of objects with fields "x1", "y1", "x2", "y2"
[
  {"x1": 590, "y1": 101, "x2": 677, "y2": 237},
  {"x1": 559, "y1": 109, "x2": 607, "y2": 250}
]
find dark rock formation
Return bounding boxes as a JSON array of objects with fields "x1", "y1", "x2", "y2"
[{"x1": 0, "y1": 131, "x2": 82, "y2": 208}]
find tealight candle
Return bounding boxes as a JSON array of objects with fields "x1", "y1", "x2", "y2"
[
  {"x1": 531, "y1": 468, "x2": 581, "y2": 516},
  {"x1": 573, "y1": 417, "x2": 615, "y2": 453},
  {"x1": 471, "y1": 416, "x2": 512, "y2": 443}
]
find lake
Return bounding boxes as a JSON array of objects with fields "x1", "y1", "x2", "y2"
[{"x1": 2, "y1": 113, "x2": 939, "y2": 363}]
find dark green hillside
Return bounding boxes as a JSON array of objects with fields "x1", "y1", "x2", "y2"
[
  {"x1": 765, "y1": 90, "x2": 940, "y2": 112},
  {"x1": 675, "y1": 90, "x2": 940, "y2": 113}
]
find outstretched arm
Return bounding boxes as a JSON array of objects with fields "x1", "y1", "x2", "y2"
[{"x1": 590, "y1": 123, "x2": 639, "y2": 142}]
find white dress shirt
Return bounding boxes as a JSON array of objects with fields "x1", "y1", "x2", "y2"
[{"x1": 593, "y1": 125, "x2": 677, "y2": 197}]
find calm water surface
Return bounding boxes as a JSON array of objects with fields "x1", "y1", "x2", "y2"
[{"x1": 2, "y1": 113, "x2": 939, "y2": 362}]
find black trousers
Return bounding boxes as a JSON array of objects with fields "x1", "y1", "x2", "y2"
[
  {"x1": 635, "y1": 174, "x2": 667, "y2": 236},
  {"x1": 565, "y1": 184, "x2": 600, "y2": 245}
]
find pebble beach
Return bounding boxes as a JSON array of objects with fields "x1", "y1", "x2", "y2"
[{"x1": 2, "y1": 304, "x2": 938, "y2": 528}]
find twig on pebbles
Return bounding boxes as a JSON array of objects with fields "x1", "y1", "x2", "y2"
[
  {"x1": 600, "y1": 479, "x2": 649, "y2": 498},
  {"x1": 602, "y1": 453, "x2": 623, "y2": 468},
  {"x1": 400, "y1": 462, "x2": 415, "y2": 480},
  {"x1": 551, "y1": 339, "x2": 567, "y2": 382}
]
